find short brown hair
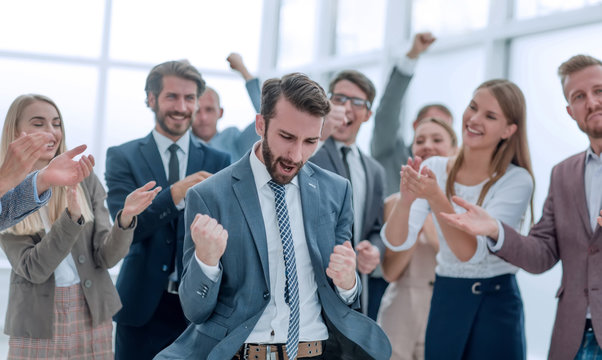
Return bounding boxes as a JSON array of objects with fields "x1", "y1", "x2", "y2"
[
  {"x1": 261, "y1": 72, "x2": 331, "y2": 125},
  {"x1": 329, "y1": 70, "x2": 376, "y2": 107},
  {"x1": 415, "y1": 103, "x2": 453, "y2": 123},
  {"x1": 558, "y1": 54, "x2": 602, "y2": 97},
  {"x1": 145, "y1": 60, "x2": 206, "y2": 107}
]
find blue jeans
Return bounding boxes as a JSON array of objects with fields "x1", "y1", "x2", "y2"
[{"x1": 575, "y1": 324, "x2": 602, "y2": 360}]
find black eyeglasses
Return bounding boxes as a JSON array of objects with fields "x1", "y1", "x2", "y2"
[{"x1": 330, "y1": 93, "x2": 371, "y2": 109}]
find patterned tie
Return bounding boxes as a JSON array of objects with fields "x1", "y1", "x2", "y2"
[
  {"x1": 168, "y1": 144, "x2": 180, "y2": 185},
  {"x1": 268, "y1": 180, "x2": 300, "y2": 360}
]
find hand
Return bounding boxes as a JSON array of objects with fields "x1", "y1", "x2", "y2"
[
  {"x1": 120, "y1": 181, "x2": 162, "y2": 227},
  {"x1": 170, "y1": 170, "x2": 212, "y2": 205},
  {"x1": 190, "y1": 214, "x2": 228, "y2": 266},
  {"x1": 0, "y1": 132, "x2": 54, "y2": 197},
  {"x1": 37, "y1": 145, "x2": 95, "y2": 194},
  {"x1": 406, "y1": 32, "x2": 436, "y2": 59},
  {"x1": 398, "y1": 156, "x2": 422, "y2": 205},
  {"x1": 66, "y1": 185, "x2": 81, "y2": 222},
  {"x1": 356, "y1": 240, "x2": 380, "y2": 274},
  {"x1": 401, "y1": 159, "x2": 439, "y2": 201},
  {"x1": 321, "y1": 103, "x2": 347, "y2": 140},
  {"x1": 226, "y1": 53, "x2": 253, "y2": 81},
  {"x1": 326, "y1": 241, "x2": 357, "y2": 290},
  {"x1": 597, "y1": 210, "x2": 602, "y2": 227},
  {"x1": 438, "y1": 196, "x2": 499, "y2": 239}
]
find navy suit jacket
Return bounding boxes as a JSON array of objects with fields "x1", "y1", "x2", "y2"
[
  {"x1": 105, "y1": 132, "x2": 230, "y2": 326},
  {"x1": 310, "y1": 137, "x2": 387, "y2": 261},
  {"x1": 155, "y1": 152, "x2": 391, "y2": 359}
]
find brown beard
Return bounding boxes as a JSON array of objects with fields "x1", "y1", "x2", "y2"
[{"x1": 262, "y1": 134, "x2": 303, "y2": 185}]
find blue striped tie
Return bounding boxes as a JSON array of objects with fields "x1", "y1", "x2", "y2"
[{"x1": 268, "y1": 180, "x2": 300, "y2": 360}]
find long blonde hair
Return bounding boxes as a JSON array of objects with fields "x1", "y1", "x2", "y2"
[
  {"x1": 445, "y1": 80, "x2": 534, "y2": 223},
  {"x1": 1, "y1": 94, "x2": 93, "y2": 235}
]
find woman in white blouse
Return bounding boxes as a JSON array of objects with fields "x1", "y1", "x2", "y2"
[
  {"x1": 0, "y1": 94, "x2": 160, "y2": 359},
  {"x1": 383, "y1": 79, "x2": 534, "y2": 360}
]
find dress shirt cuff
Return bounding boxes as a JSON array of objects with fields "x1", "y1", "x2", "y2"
[
  {"x1": 396, "y1": 56, "x2": 418, "y2": 76},
  {"x1": 487, "y1": 220, "x2": 505, "y2": 252},
  {"x1": 336, "y1": 273, "x2": 359, "y2": 303},
  {"x1": 195, "y1": 252, "x2": 221, "y2": 282},
  {"x1": 32, "y1": 171, "x2": 51, "y2": 204},
  {"x1": 380, "y1": 223, "x2": 413, "y2": 252}
]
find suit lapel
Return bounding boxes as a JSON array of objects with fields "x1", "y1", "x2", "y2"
[
  {"x1": 139, "y1": 133, "x2": 169, "y2": 187},
  {"x1": 569, "y1": 152, "x2": 593, "y2": 238},
  {"x1": 232, "y1": 156, "x2": 270, "y2": 287},
  {"x1": 186, "y1": 139, "x2": 206, "y2": 176},
  {"x1": 299, "y1": 165, "x2": 324, "y2": 266},
  {"x1": 358, "y1": 150, "x2": 372, "y2": 240},
  {"x1": 324, "y1": 138, "x2": 347, "y2": 176}
]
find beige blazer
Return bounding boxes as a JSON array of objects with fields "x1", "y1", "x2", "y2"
[
  {"x1": 0, "y1": 172, "x2": 135, "y2": 338},
  {"x1": 496, "y1": 152, "x2": 602, "y2": 360},
  {"x1": 378, "y1": 236, "x2": 436, "y2": 360}
]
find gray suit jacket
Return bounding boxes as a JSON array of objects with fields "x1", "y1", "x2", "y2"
[
  {"x1": 495, "y1": 152, "x2": 602, "y2": 360},
  {"x1": 310, "y1": 137, "x2": 387, "y2": 264},
  {"x1": 0, "y1": 171, "x2": 50, "y2": 231},
  {"x1": 155, "y1": 153, "x2": 391, "y2": 359},
  {"x1": 370, "y1": 67, "x2": 413, "y2": 196},
  {"x1": 0, "y1": 173, "x2": 134, "y2": 338}
]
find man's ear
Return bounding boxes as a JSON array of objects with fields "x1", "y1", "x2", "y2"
[
  {"x1": 147, "y1": 93, "x2": 156, "y2": 109},
  {"x1": 566, "y1": 105, "x2": 575, "y2": 120},
  {"x1": 255, "y1": 114, "x2": 265, "y2": 137},
  {"x1": 218, "y1": 107, "x2": 224, "y2": 120}
]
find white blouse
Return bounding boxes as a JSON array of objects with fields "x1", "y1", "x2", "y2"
[{"x1": 382, "y1": 156, "x2": 534, "y2": 279}]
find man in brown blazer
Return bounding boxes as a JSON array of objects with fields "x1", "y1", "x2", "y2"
[{"x1": 439, "y1": 54, "x2": 602, "y2": 360}]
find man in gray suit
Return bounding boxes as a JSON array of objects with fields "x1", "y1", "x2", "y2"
[
  {"x1": 439, "y1": 54, "x2": 602, "y2": 360},
  {"x1": 156, "y1": 72, "x2": 391, "y2": 359},
  {"x1": 370, "y1": 32, "x2": 453, "y2": 196},
  {"x1": 310, "y1": 70, "x2": 387, "y2": 321},
  {"x1": 0, "y1": 134, "x2": 93, "y2": 231}
]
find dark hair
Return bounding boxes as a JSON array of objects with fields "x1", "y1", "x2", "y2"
[
  {"x1": 415, "y1": 103, "x2": 453, "y2": 123},
  {"x1": 145, "y1": 60, "x2": 205, "y2": 107},
  {"x1": 328, "y1": 70, "x2": 376, "y2": 107},
  {"x1": 558, "y1": 54, "x2": 602, "y2": 99},
  {"x1": 261, "y1": 72, "x2": 331, "y2": 126}
]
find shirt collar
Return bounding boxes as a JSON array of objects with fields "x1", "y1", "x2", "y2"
[
  {"x1": 249, "y1": 141, "x2": 299, "y2": 191},
  {"x1": 334, "y1": 140, "x2": 359, "y2": 157},
  {"x1": 152, "y1": 129, "x2": 190, "y2": 156},
  {"x1": 586, "y1": 146, "x2": 602, "y2": 164}
]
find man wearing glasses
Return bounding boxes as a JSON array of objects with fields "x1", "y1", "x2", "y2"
[{"x1": 310, "y1": 71, "x2": 387, "y2": 320}]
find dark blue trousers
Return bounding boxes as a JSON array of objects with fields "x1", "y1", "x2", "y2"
[{"x1": 425, "y1": 274, "x2": 526, "y2": 360}]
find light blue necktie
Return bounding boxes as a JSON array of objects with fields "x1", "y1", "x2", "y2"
[{"x1": 268, "y1": 180, "x2": 300, "y2": 360}]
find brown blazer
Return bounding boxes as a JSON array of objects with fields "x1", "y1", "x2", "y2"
[
  {"x1": 496, "y1": 151, "x2": 602, "y2": 360},
  {"x1": 0, "y1": 172, "x2": 136, "y2": 338}
]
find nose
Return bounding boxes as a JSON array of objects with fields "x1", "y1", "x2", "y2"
[
  {"x1": 289, "y1": 141, "x2": 303, "y2": 163},
  {"x1": 586, "y1": 93, "x2": 601, "y2": 111},
  {"x1": 175, "y1": 98, "x2": 187, "y2": 112}
]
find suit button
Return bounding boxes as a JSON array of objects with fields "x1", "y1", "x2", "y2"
[
  {"x1": 84, "y1": 280, "x2": 92, "y2": 288},
  {"x1": 202, "y1": 285, "x2": 209, "y2": 291},
  {"x1": 162, "y1": 265, "x2": 169, "y2": 272},
  {"x1": 166, "y1": 239, "x2": 173, "y2": 244},
  {"x1": 263, "y1": 291, "x2": 270, "y2": 300},
  {"x1": 78, "y1": 255, "x2": 86, "y2": 264}
]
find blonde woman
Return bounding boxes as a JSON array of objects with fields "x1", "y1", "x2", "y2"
[
  {"x1": 383, "y1": 80, "x2": 534, "y2": 360},
  {"x1": 378, "y1": 117, "x2": 457, "y2": 360},
  {"x1": 0, "y1": 94, "x2": 160, "y2": 359}
]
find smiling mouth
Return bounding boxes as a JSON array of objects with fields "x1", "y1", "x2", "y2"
[
  {"x1": 466, "y1": 126, "x2": 483, "y2": 135},
  {"x1": 46, "y1": 141, "x2": 56, "y2": 149}
]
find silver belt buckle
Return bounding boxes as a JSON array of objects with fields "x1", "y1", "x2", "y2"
[{"x1": 167, "y1": 280, "x2": 179, "y2": 294}]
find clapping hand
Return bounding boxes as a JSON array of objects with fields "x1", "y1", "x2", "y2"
[
  {"x1": 119, "y1": 181, "x2": 162, "y2": 228},
  {"x1": 438, "y1": 196, "x2": 500, "y2": 239},
  {"x1": 37, "y1": 145, "x2": 95, "y2": 194}
]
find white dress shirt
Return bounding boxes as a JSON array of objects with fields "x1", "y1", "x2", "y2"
[
  {"x1": 335, "y1": 141, "x2": 366, "y2": 246},
  {"x1": 197, "y1": 143, "x2": 357, "y2": 343},
  {"x1": 382, "y1": 156, "x2": 533, "y2": 278},
  {"x1": 152, "y1": 129, "x2": 190, "y2": 210}
]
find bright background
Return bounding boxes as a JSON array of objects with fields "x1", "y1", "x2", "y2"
[{"x1": 0, "y1": 0, "x2": 601, "y2": 358}]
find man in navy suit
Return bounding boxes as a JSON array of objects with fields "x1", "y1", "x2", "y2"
[
  {"x1": 156, "y1": 73, "x2": 391, "y2": 359},
  {"x1": 105, "y1": 60, "x2": 230, "y2": 360}
]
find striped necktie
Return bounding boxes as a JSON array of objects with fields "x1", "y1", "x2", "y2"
[{"x1": 268, "y1": 180, "x2": 300, "y2": 360}]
